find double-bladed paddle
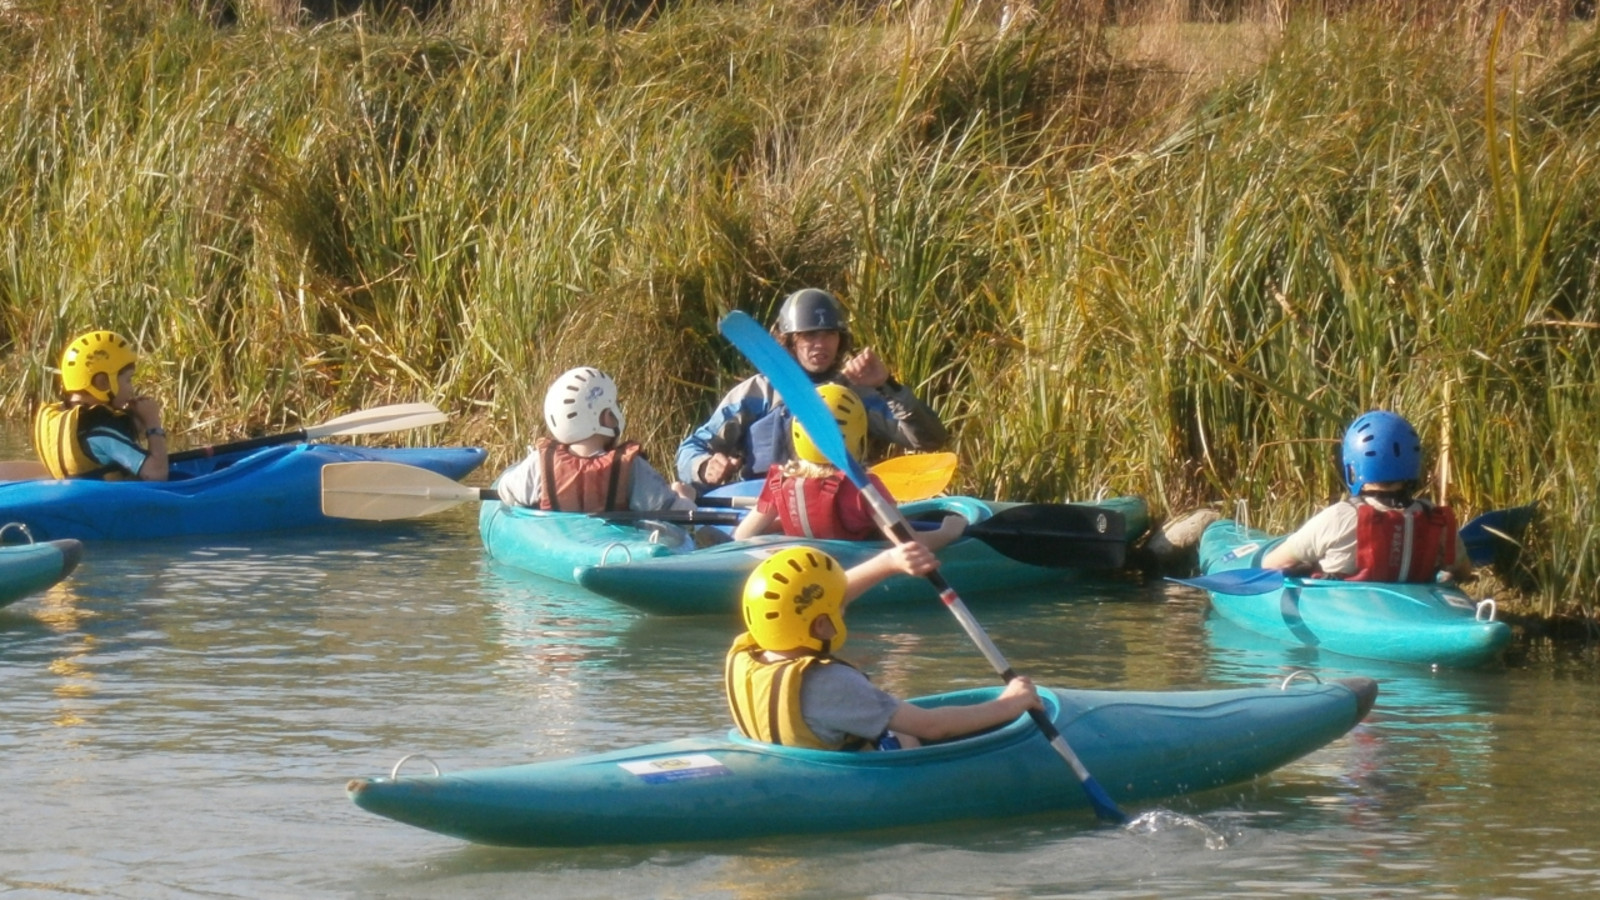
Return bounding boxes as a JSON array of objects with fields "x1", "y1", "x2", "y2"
[
  {"x1": 168, "y1": 401, "x2": 448, "y2": 463},
  {"x1": 320, "y1": 461, "x2": 751, "y2": 523},
  {"x1": 718, "y1": 310, "x2": 1129, "y2": 825},
  {"x1": 2, "y1": 402, "x2": 449, "y2": 482}
]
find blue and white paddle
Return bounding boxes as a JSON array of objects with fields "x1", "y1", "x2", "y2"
[{"x1": 718, "y1": 310, "x2": 1128, "y2": 824}]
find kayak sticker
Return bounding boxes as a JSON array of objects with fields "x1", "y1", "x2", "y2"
[
  {"x1": 1223, "y1": 542, "x2": 1260, "y2": 561},
  {"x1": 620, "y1": 754, "x2": 732, "y2": 784}
]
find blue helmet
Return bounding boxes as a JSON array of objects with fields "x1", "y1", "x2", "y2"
[{"x1": 1341, "y1": 410, "x2": 1423, "y2": 494}]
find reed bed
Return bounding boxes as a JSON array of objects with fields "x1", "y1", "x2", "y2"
[{"x1": 0, "y1": 0, "x2": 1594, "y2": 618}]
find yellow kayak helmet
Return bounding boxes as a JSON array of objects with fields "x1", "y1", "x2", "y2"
[
  {"x1": 59, "y1": 330, "x2": 137, "y2": 404},
  {"x1": 742, "y1": 546, "x2": 848, "y2": 653},
  {"x1": 791, "y1": 383, "x2": 867, "y2": 466}
]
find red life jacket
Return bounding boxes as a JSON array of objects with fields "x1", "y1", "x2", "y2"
[
  {"x1": 535, "y1": 437, "x2": 641, "y2": 513},
  {"x1": 770, "y1": 471, "x2": 878, "y2": 541},
  {"x1": 1347, "y1": 498, "x2": 1459, "y2": 583}
]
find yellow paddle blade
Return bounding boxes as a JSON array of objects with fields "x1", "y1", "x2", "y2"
[{"x1": 869, "y1": 452, "x2": 957, "y2": 502}]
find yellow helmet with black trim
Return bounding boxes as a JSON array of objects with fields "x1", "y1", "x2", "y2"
[
  {"x1": 791, "y1": 383, "x2": 867, "y2": 466},
  {"x1": 60, "y1": 330, "x2": 137, "y2": 404},
  {"x1": 742, "y1": 546, "x2": 848, "y2": 653}
]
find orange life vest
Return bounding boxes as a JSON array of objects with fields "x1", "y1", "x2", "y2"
[
  {"x1": 535, "y1": 437, "x2": 641, "y2": 513},
  {"x1": 1347, "y1": 498, "x2": 1459, "y2": 583}
]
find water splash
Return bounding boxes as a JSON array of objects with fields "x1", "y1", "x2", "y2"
[{"x1": 1124, "y1": 808, "x2": 1235, "y2": 850}]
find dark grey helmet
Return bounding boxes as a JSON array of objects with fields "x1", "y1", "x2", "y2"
[{"x1": 774, "y1": 289, "x2": 848, "y2": 334}]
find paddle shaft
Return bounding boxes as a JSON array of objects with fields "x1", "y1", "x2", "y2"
[{"x1": 859, "y1": 487, "x2": 1123, "y2": 808}]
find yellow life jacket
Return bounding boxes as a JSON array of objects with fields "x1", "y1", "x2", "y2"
[
  {"x1": 33, "y1": 403, "x2": 140, "y2": 480},
  {"x1": 34, "y1": 402, "x2": 105, "y2": 479},
  {"x1": 724, "y1": 632, "x2": 864, "y2": 751}
]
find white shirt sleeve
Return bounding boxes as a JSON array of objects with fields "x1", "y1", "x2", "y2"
[
  {"x1": 1277, "y1": 502, "x2": 1360, "y2": 575},
  {"x1": 495, "y1": 450, "x2": 542, "y2": 507}
]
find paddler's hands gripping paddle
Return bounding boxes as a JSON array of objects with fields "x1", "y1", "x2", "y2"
[{"x1": 718, "y1": 310, "x2": 1128, "y2": 824}]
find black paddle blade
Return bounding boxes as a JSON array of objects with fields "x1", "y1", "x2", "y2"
[{"x1": 961, "y1": 504, "x2": 1130, "y2": 569}]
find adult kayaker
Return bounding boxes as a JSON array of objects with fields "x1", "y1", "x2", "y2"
[
  {"x1": 34, "y1": 329, "x2": 169, "y2": 481},
  {"x1": 730, "y1": 382, "x2": 966, "y2": 550},
  {"x1": 725, "y1": 544, "x2": 1040, "y2": 751},
  {"x1": 497, "y1": 366, "x2": 696, "y2": 513},
  {"x1": 677, "y1": 288, "x2": 947, "y2": 493},
  {"x1": 1261, "y1": 410, "x2": 1474, "y2": 582}
]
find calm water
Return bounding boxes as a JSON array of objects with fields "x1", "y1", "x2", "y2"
[{"x1": 2, "y1": 464, "x2": 1598, "y2": 898}]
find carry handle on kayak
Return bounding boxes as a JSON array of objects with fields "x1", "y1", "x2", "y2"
[{"x1": 719, "y1": 310, "x2": 1129, "y2": 825}]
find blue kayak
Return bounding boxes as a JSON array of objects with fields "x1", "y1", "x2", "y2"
[
  {"x1": 572, "y1": 495, "x2": 1149, "y2": 615},
  {"x1": 1180, "y1": 519, "x2": 1511, "y2": 668},
  {"x1": 0, "y1": 537, "x2": 83, "y2": 609},
  {"x1": 348, "y1": 676, "x2": 1376, "y2": 847},
  {"x1": 0, "y1": 443, "x2": 485, "y2": 541}
]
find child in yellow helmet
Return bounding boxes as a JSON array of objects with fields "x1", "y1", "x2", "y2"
[
  {"x1": 725, "y1": 544, "x2": 1039, "y2": 751},
  {"x1": 730, "y1": 383, "x2": 965, "y2": 550},
  {"x1": 34, "y1": 330, "x2": 169, "y2": 481}
]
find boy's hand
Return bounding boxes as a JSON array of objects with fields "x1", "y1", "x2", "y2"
[
  {"x1": 125, "y1": 394, "x2": 164, "y2": 433},
  {"x1": 886, "y1": 540, "x2": 939, "y2": 576},
  {"x1": 999, "y1": 675, "x2": 1042, "y2": 711}
]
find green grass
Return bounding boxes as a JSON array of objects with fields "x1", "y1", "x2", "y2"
[{"x1": 0, "y1": 0, "x2": 1595, "y2": 618}]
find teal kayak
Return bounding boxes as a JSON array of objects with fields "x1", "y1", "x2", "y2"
[
  {"x1": 0, "y1": 443, "x2": 485, "y2": 542},
  {"x1": 478, "y1": 499, "x2": 702, "y2": 583},
  {"x1": 572, "y1": 495, "x2": 1149, "y2": 615},
  {"x1": 0, "y1": 537, "x2": 83, "y2": 609},
  {"x1": 1183, "y1": 519, "x2": 1511, "y2": 668},
  {"x1": 348, "y1": 676, "x2": 1376, "y2": 847}
]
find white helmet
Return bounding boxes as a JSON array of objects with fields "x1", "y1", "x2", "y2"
[{"x1": 543, "y1": 367, "x2": 625, "y2": 444}]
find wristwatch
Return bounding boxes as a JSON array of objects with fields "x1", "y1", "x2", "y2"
[
  {"x1": 882, "y1": 376, "x2": 902, "y2": 392},
  {"x1": 146, "y1": 426, "x2": 167, "y2": 438}
]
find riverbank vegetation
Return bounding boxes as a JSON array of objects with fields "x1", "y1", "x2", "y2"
[{"x1": 0, "y1": 0, "x2": 1595, "y2": 621}]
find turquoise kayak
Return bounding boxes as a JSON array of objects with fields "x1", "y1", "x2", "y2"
[
  {"x1": 0, "y1": 537, "x2": 83, "y2": 609},
  {"x1": 1185, "y1": 519, "x2": 1511, "y2": 668},
  {"x1": 0, "y1": 443, "x2": 485, "y2": 541},
  {"x1": 478, "y1": 498, "x2": 697, "y2": 584},
  {"x1": 348, "y1": 676, "x2": 1376, "y2": 847},
  {"x1": 572, "y1": 495, "x2": 1149, "y2": 615}
]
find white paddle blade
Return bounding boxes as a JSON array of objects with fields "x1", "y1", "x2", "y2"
[
  {"x1": 320, "y1": 461, "x2": 480, "y2": 520},
  {"x1": 304, "y1": 402, "x2": 448, "y2": 438}
]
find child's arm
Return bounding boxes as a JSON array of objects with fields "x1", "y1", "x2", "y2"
[
  {"x1": 732, "y1": 509, "x2": 777, "y2": 540},
  {"x1": 845, "y1": 541, "x2": 938, "y2": 603},
  {"x1": 887, "y1": 676, "x2": 1041, "y2": 742}
]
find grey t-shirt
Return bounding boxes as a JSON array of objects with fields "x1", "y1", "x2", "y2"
[{"x1": 799, "y1": 661, "x2": 902, "y2": 747}]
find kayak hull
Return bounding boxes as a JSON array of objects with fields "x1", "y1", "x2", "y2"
[
  {"x1": 348, "y1": 677, "x2": 1375, "y2": 847},
  {"x1": 477, "y1": 500, "x2": 690, "y2": 584},
  {"x1": 0, "y1": 538, "x2": 83, "y2": 609},
  {"x1": 572, "y1": 495, "x2": 1149, "y2": 615},
  {"x1": 1197, "y1": 519, "x2": 1512, "y2": 667},
  {"x1": 0, "y1": 444, "x2": 485, "y2": 542}
]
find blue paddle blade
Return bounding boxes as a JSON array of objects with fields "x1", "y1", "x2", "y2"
[
  {"x1": 1167, "y1": 568, "x2": 1286, "y2": 596},
  {"x1": 717, "y1": 311, "x2": 872, "y2": 486},
  {"x1": 1459, "y1": 504, "x2": 1535, "y2": 567}
]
